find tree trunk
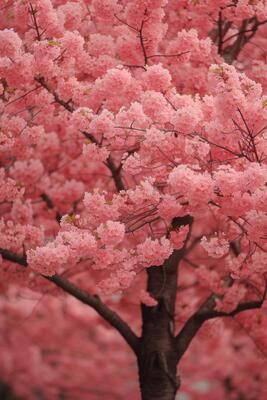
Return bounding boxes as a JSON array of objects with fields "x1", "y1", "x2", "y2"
[
  {"x1": 138, "y1": 293, "x2": 179, "y2": 400},
  {"x1": 0, "y1": 380, "x2": 22, "y2": 400},
  {"x1": 138, "y1": 259, "x2": 180, "y2": 400},
  {"x1": 138, "y1": 216, "x2": 193, "y2": 400}
]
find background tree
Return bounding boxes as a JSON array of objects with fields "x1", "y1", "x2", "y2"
[{"x1": 0, "y1": 0, "x2": 267, "y2": 399}]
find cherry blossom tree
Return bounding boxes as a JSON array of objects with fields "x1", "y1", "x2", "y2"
[{"x1": 0, "y1": 1, "x2": 267, "y2": 399}]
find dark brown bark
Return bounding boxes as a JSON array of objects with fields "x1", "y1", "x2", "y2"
[
  {"x1": 0, "y1": 380, "x2": 23, "y2": 400},
  {"x1": 212, "y1": 14, "x2": 267, "y2": 65},
  {"x1": 138, "y1": 216, "x2": 193, "y2": 400},
  {"x1": 138, "y1": 262, "x2": 179, "y2": 400}
]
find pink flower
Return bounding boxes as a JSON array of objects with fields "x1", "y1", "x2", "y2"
[
  {"x1": 97, "y1": 221, "x2": 125, "y2": 246},
  {"x1": 140, "y1": 290, "x2": 158, "y2": 307},
  {"x1": 137, "y1": 237, "x2": 173, "y2": 267},
  {"x1": 168, "y1": 165, "x2": 214, "y2": 209},
  {"x1": 201, "y1": 236, "x2": 229, "y2": 259},
  {"x1": 142, "y1": 64, "x2": 172, "y2": 92},
  {"x1": 27, "y1": 245, "x2": 70, "y2": 276},
  {"x1": 83, "y1": 142, "x2": 109, "y2": 162},
  {"x1": 0, "y1": 29, "x2": 22, "y2": 58},
  {"x1": 158, "y1": 195, "x2": 184, "y2": 222},
  {"x1": 91, "y1": 0, "x2": 121, "y2": 21},
  {"x1": 83, "y1": 190, "x2": 120, "y2": 223}
]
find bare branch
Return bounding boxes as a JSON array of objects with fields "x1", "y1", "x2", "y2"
[
  {"x1": 139, "y1": 13, "x2": 149, "y2": 66},
  {"x1": 217, "y1": 11, "x2": 223, "y2": 55},
  {"x1": 0, "y1": 248, "x2": 27, "y2": 266},
  {"x1": 34, "y1": 76, "x2": 74, "y2": 112},
  {"x1": 0, "y1": 248, "x2": 139, "y2": 354},
  {"x1": 220, "y1": 17, "x2": 267, "y2": 63},
  {"x1": 114, "y1": 14, "x2": 139, "y2": 32},
  {"x1": 223, "y1": 18, "x2": 267, "y2": 46},
  {"x1": 29, "y1": 3, "x2": 44, "y2": 41},
  {"x1": 175, "y1": 287, "x2": 266, "y2": 361},
  {"x1": 48, "y1": 274, "x2": 139, "y2": 353},
  {"x1": 5, "y1": 85, "x2": 42, "y2": 107},
  {"x1": 147, "y1": 51, "x2": 190, "y2": 60},
  {"x1": 40, "y1": 193, "x2": 62, "y2": 223},
  {"x1": 104, "y1": 157, "x2": 125, "y2": 191},
  {"x1": 81, "y1": 131, "x2": 125, "y2": 191}
]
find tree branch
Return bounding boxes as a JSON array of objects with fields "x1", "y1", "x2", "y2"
[
  {"x1": 220, "y1": 17, "x2": 267, "y2": 64},
  {"x1": 28, "y1": 3, "x2": 45, "y2": 42},
  {"x1": 0, "y1": 248, "x2": 139, "y2": 354},
  {"x1": 40, "y1": 193, "x2": 62, "y2": 223},
  {"x1": 82, "y1": 131, "x2": 125, "y2": 191},
  {"x1": 34, "y1": 76, "x2": 74, "y2": 112},
  {"x1": 48, "y1": 274, "x2": 139, "y2": 353},
  {"x1": 105, "y1": 157, "x2": 125, "y2": 191},
  {"x1": 35, "y1": 76, "x2": 125, "y2": 191},
  {"x1": 0, "y1": 379, "x2": 23, "y2": 400},
  {"x1": 217, "y1": 11, "x2": 223, "y2": 55},
  {"x1": 201, "y1": 298, "x2": 265, "y2": 319},
  {"x1": 0, "y1": 248, "x2": 27, "y2": 266},
  {"x1": 175, "y1": 288, "x2": 266, "y2": 362}
]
